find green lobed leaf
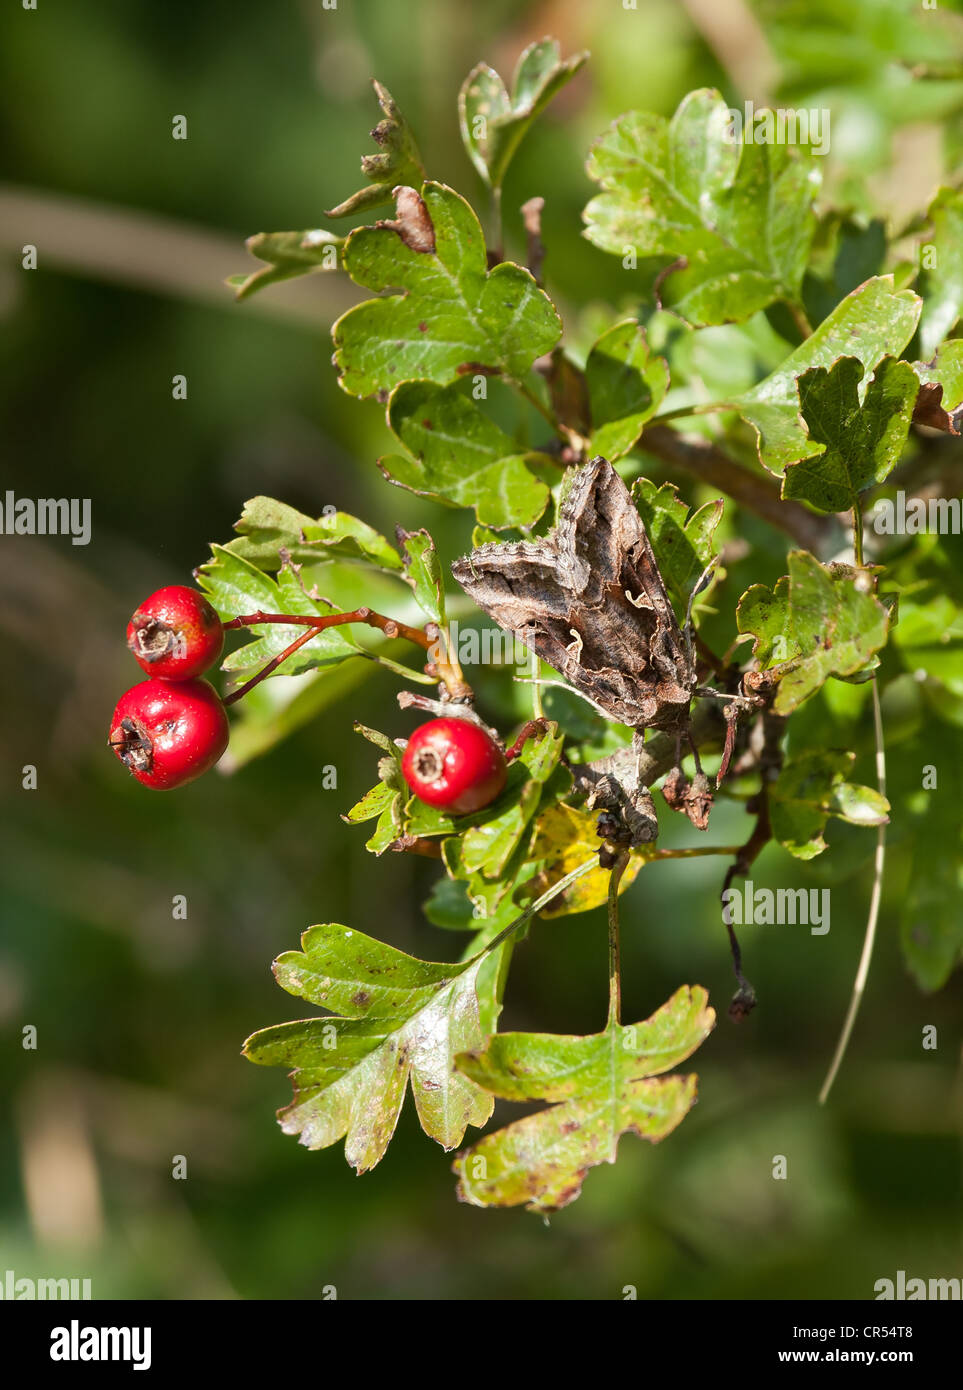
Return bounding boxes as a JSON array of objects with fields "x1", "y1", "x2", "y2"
[
  {"x1": 583, "y1": 89, "x2": 820, "y2": 327},
  {"x1": 452, "y1": 985, "x2": 715, "y2": 1212},
  {"x1": 770, "y1": 748, "x2": 889, "y2": 860},
  {"x1": 243, "y1": 923, "x2": 498, "y2": 1171},
  {"x1": 782, "y1": 356, "x2": 918, "y2": 512},
  {"x1": 197, "y1": 547, "x2": 362, "y2": 678},
  {"x1": 227, "y1": 230, "x2": 342, "y2": 301},
  {"x1": 381, "y1": 379, "x2": 551, "y2": 530},
  {"x1": 325, "y1": 80, "x2": 425, "y2": 220},
  {"x1": 585, "y1": 320, "x2": 669, "y2": 459},
  {"x1": 737, "y1": 552, "x2": 890, "y2": 713},
  {"x1": 225, "y1": 496, "x2": 403, "y2": 572},
  {"x1": 342, "y1": 780, "x2": 397, "y2": 826},
  {"x1": 731, "y1": 276, "x2": 922, "y2": 473},
  {"x1": 459, "y1": 39, "x2": 588, "y2": 190},
  {"x1": 631, "y1": 477, "x2": 723, "y2": 616},
  {"x1": 396, "y1": 526, "x2": 445, "y2": 625},
  {"x1": 919, "y1": 187, "x2": 963, "y2": 359},
  {"x1": 333, "y1": 182, "x2": 562, "y2": 399}
]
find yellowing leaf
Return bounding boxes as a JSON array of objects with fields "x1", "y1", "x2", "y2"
[
  {"x1": 527, "y1": 803, "x2": 649, "y2": 916},
  {"x1": 453, "y1": 985, "x2": 715, "y2": 1212}
]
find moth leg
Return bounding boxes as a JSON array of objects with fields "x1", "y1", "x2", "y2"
[{"x1": 687, "y1": 730, "x2": 703, "y2": 776}]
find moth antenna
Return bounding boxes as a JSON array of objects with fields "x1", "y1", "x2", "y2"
[
  {"x1": 683, "y1": 556, "x2": 721, "y2": 675},
  {"x1": 684, "y1": 556, "x2": 720, "y2": 634}
]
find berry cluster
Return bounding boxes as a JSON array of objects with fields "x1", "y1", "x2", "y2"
[
  {"x1": 109, "y1": 586, "x2": 229, "y2": 790},
  {"x1": 108, "y1": 586, "x2": 509, "y2": 813}
]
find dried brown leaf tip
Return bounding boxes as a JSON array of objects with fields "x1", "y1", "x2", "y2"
[
  {"x1": 661, "y1": 766, "x2": 713, "y2": 831},
  {"x1": 377, "y1": 185, "x2": 436, "y2": 254},
  {"x1": 913, "y1": 381, "x2": 962, "y2": 435}
]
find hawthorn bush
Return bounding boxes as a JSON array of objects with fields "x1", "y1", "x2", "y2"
[{"x1": 115, "y1": 35, "x2": 963, "y2": 1213}]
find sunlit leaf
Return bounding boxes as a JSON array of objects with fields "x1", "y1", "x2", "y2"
[
  {"x1": 244, "y1": 924, "x2": 498, "y2": 1171},
  {"x1": 381, "y1": 379, "x2": 551, "y2": 529},
  {"x1": 730, "y1": 277, "x2": 921, "y2": 473},
  {"x1": 737, "y1": 552, "x2": 890, "y2": 713},
  {"x1": 459, "y1": 39, "x2": 588, "y2": 190},
  {"x1": 770, "y1": 749, "x2": 889, "y2": 859},
  {"x1": 333, "y1": 182, "x2": 561, "y2": 399},
  {"x1": 453, "y1": 985, "x2": 714, "y2": 1211},
  {"x1": 584, "y1": 89, "x2": 820, "y2": 327}
]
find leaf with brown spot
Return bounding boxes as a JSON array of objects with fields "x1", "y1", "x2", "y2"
[
  {"x1": 376, "y1": 186, "x2": 436, "y2": 254},
  {"x1": 453, "y1": 985, "x2": 715, "y2": 1212},
  {"x1": 333, "y1": 181, "x2": 561, "y2": 399},
  {"x1": 243, "y1": 923, "x2": 502, "y2": 1172}
]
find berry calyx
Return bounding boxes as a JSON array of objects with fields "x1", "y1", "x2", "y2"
[
  {"x1": 109, "y1": 678, "x2": 229, "y2": 790},
  {"x1": 402, "y1": 717, "x2": 507, "y2": 815},
  {"x1": 127, "y1": 585, "x2": 224, "y2": 680}
]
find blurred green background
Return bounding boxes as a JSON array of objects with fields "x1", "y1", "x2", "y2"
[{"x1": 1, "y1": 0, "x2": 961, "y2": 1300}]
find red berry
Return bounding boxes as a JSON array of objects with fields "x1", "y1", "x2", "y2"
[
  {"x1": 402, "y1": 717, "x2": 507, "y2": 815},
  {"x1": 127, "y1": 585, "x2": 223, "y2": 680},
  {"x1": 109, "y1": 678, "x2": 229, "y2": 790}
]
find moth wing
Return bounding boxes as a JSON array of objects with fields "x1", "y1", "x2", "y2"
[{"x1": 450, "y1": 539, "x2": 581, "y2": 675}]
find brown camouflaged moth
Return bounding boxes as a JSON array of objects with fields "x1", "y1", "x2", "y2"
[{"x1": 451, "y1": 454, "x2": 698, "y2": 736}]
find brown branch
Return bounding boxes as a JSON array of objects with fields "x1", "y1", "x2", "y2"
[
  {"x1": 719, "y1": 709, "x2": 786, "y2": 1019},
  {"x1": 641, "y1": 423, "x2": 833, "y2": 553},
  {"x1": 573, "y1": 698, "x2": 728, "y2": 802}
]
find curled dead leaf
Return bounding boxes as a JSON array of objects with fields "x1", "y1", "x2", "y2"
[{"x1": 377, "y1": 185, "x2": 436, "y2": 254}]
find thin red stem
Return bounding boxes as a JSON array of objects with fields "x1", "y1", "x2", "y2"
[
  {"x1": 223, "y1": 625, "x2": 324, "y2": 706},
  {"x1": 223, "y1": 607, "x2": 432, "y2": 650},
  {"x1": 220, "y1": 607, "x2": 472, "y2": 705}
]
